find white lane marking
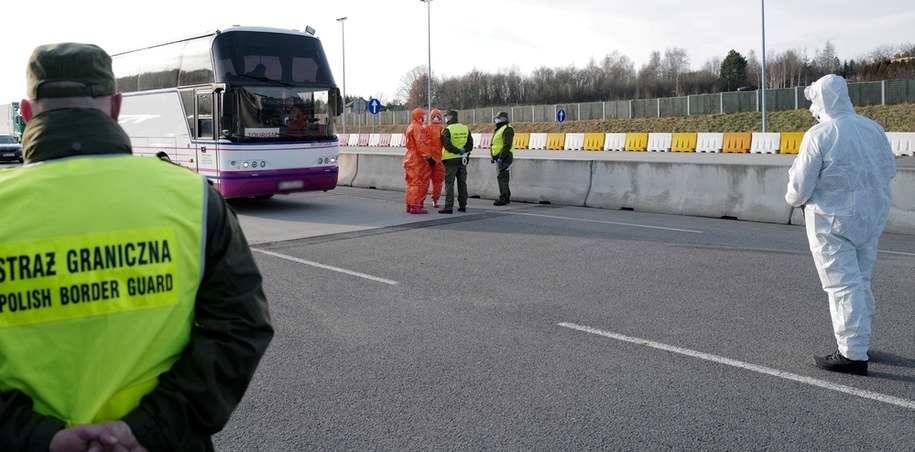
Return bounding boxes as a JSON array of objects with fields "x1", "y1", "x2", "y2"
[
  {"x1": 879, "y1": 250, "x2": 915, "y2": 257},
  {"x1": 508, "y1": 212, "x2": 704, "y2": 233},
  {"x1": 253, "y1": 248, "x2": 399, "y2": 285},
  {"x1": 558, "y1": 322, "x2": 915, "y2": 411}
]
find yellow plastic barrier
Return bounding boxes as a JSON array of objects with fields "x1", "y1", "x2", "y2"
[
  {"x1": 722, "y1": 132, "x2": 752, "y2": 153},
  {"x1": 671, "y1": 132, "x2": 697, "y2": 152},
  {"x1": 512, "y1": 132, "x2": 530, "y2": 150},
  {"x1": 624, "y1": 133, "x2": 648, "y2": 152},
  {"x1": 779, "y1": 132, "x2": 805, "y2": 155},
  {"x1": 583, "y1": 133, "x2": 605, "y2": 151},
  {"x1": 546, "y1": 133, "x2": 565, "y2": 150}
]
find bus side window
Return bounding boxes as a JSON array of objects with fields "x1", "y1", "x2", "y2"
[
  {"x1": 198, "y1": 118, "x2": 213, "y2": 138},
  {"x1": 196, "y1": 93, "x2": 214, "y2": 139}
]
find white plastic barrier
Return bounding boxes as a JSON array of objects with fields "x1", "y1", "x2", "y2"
[
  {"x1": 529, "y1": 133, "x2": 548, "y2": 150},
  {"x1": 338, "y1": 150, "x2": 915, "y2": 235},
  {"x1": 647, "y1": 133, "x2": 672, "y2": 152},
  {"x1": 347, "y1": 134, "x2": 360, "y2": 147},
  {"x1": 564, "y1": 133, "x2": 585, "y2": 150},
  {"x1": 886, "y1": 132, "x2": 915, "y2": 157},
  {"x1": 696, "y1": 132, "x2": 723, "y2": 153},
  {"x1": 390, "y1": 134, "x2": 404, "y2": 147},
  {"x1": 604, "y1": 133, "x2": 626, "y2": 151},
  {"x1": 750, "y1": 132, "x2": 781, "y2": 154},
  {"x1": 368, "y1": 133, "x2": 381, "y2": 147},
  {"x1": 471, "y1": 133, "x2": 482, "y2": 150}
]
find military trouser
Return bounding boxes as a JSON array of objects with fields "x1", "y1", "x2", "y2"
[
  {"x1": 495, "y1": 153, "x2": 513, "y2": 202},
  {"x1": 442, "y1": 159, "x2": 468, "y2": 209}
]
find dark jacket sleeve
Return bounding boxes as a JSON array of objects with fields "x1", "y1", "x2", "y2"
[
  {"x1": 123, "y1": 185, "x2": 274, "y2": 451},
  {"x1": 0, "y1": 390, "x2": 66, "y2": 450},
  {"x1": 441, "y1": 128, "x2": 461, "y2": 154},
  {"x1": 498, "y1": 126, "x2": 514, "y2": 159},
  {"x1": 466, "y1": 133, "x2": 474, "y2": 153}
]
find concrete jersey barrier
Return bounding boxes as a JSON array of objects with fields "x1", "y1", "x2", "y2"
[{"x1": 338, "y1": 147, "x2": 915, "y2": 235}]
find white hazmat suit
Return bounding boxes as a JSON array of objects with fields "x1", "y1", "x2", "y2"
[{"x1": 785, "y1": 74, "x2": 896, "y2": 362}]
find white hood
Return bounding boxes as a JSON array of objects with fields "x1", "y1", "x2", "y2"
[{"x1": 805, "y1": 74, "x2": 855, "y2": 122}]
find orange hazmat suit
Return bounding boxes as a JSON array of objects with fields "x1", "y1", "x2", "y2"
[
  {"x1": 425, "y1": 109, "x2": 445, "y2": 208},
  {"x1": 403, "y1": 108, "x2": 433, "y2": 213}
]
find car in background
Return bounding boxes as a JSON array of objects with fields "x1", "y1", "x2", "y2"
[{"x1": 0, "y1": 134, "x2": 22, "y2": 163}]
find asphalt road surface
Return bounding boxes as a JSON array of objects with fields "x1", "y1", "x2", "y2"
[{"x1": 212, "y1": 186, "x2": 915, "y2": 451}]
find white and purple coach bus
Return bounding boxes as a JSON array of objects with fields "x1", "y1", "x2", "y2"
[{"x1": 113, "y1": 25, "x2": 341, "y2": 199}]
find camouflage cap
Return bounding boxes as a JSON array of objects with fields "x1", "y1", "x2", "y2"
[{"x1": 27, "y1": 42, "x2": 116, "y2": 99}]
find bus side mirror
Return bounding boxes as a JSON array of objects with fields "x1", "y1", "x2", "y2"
[{"x1": 330, "y1": 87, "x2": 343, "y2": 116}]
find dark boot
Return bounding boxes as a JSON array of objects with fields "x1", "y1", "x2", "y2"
[{"x1": 814, "y1": 350, "x2": 868, "y2": 376}]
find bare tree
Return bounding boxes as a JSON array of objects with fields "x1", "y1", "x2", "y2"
[
  {"x1": 600, "y1": 52, "x2": 636, "y2": 100},
  {"x1": 661, "y1": 47, "x2": 690, "y2": 96},
  {"x1": 396, "y1": 65, "x2": 428, "y2": 105},
  {"x1": 813, "y1": 41, "x2": 840, "y2": 78},
  {"x1": 703, "y1": 57, "x2": 722, "y2": 76},
  {"x1": 746, "y1": 49, "x2": 762, "y2": 89},
  {"x1": 867, "y1": 45, "x2": 900, "y2": 63},
  {"x1": 637, "y1": 50, "x2": 663, "y2": 98},
  {"x1": 767, "y1": 49, "x2": 808, "y2": 88}
]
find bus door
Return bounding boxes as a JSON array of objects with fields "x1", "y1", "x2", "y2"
[{"x1": 193, "y1": 89, "x2": 218, "y2": 178}]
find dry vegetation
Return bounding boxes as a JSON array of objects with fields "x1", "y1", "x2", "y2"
[{"x1": 368, "y1": 103, "x2": 915, "y2": 135}]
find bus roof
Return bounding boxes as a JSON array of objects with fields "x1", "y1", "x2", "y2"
[{"x1": 111, "y1": 25, "x2": 320, "y2": 56}]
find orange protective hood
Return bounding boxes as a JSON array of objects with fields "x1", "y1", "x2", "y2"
[
  {"x1": 411, "y1": 108, "x2": 426, "y2": 124},
  {"x1": 430, "y1": 109, "x2": 443, "y2": 125}
]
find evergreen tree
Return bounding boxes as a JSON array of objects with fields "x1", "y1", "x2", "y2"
[{"x1": 720, "y1": 50, "x2": 748, "y2": 91}]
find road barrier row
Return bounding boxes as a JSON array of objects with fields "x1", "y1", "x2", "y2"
[
  {"x1": 337, "y1": 148, "x2": 915, "y2": 236},
  {"x1": 338, "y1": 132, "x2": 915, "y2": 157}
]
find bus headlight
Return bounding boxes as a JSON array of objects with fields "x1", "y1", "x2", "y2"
[{"x1": 243, "y1": 161, "x2": 249, "y2": 168}]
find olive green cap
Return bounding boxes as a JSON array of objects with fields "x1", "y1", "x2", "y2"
[{"x1": 27, "y1": 42, "x2": 116, "y2": 99}]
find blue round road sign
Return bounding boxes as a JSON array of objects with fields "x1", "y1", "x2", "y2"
[
  {"x1": 368, "y1": 98, "x2": 381, "y2": 115},
  {"x1": 557, "y1": 109, "x2": 566, "y2": 123}
]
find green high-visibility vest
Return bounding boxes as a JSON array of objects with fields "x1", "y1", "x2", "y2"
[
  {"x1": 491, "y1": 124, "x2": 515, "y2": 157},
  {"x1": 0, "y1": 155, "x2": 205, "y2": 426},
  {"x1": 442, "y1": 123, "x2": 470, "y2": 160}
]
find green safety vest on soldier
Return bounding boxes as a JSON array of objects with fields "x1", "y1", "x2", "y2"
[
  {"x1": 0, "y1": 155, "x2": 205, "y2": 426},
  {"x1": 491, "y1": 124, "x2": 515, "y2": 157},
  {"x1": 442, "y1": 123, "x2": 470, "y2": 160}
]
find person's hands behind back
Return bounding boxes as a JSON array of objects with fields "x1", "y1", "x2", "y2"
[{"x1": 50, "y1": 421, "x2": 148, "y2": 452}]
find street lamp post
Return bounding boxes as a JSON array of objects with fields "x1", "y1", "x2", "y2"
[
  {"x1": 337, "y1": 16, "x2": 348, "y2": 134},
  {"x1": 760, "y1": 0, "x2": 768, "y2": 132},
  {"x1": 420, "y1": 0, "x2": 433, "y2": 116}
]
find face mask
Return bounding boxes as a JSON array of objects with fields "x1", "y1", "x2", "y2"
[
  {"x1": 809, "y1": 103, "x2": 823, "y2": 121},
  {"x1": 804, "y1": 85, "x2": 822, "y2": 120}
]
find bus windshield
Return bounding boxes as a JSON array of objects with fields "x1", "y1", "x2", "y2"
[
  {"x1": 224, "y1": 87, "x2": 335, "y2": 142},
  {"x1": 213, "y1": 30, "x2": 335, "y2": 86}
]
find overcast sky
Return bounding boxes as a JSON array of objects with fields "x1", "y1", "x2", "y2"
[{"x1": 2, "y1": 0, "x2": 912, "y2": 104}]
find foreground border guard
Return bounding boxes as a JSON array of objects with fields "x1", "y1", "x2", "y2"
[
  {"x1": 785, "y1": 74, "x2": 896, "y2": 376},
  {"x1": 438, "y1": 110, "x2": 473, "y2": 214},
  {"x1": 0, "y1": 42, "x2": 273, "y2": 451}
]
